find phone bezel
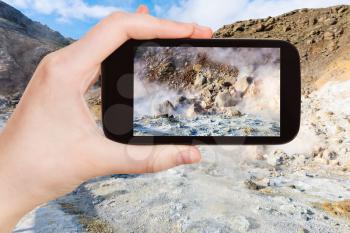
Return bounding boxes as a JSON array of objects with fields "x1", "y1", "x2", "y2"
[{"x1": 102, "y1": 39, "x2": 300, "y2": 145}]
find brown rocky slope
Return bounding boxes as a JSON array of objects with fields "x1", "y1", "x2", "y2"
[{"x1": 214, "y1": 5, "x2": 350, "y2": 95}]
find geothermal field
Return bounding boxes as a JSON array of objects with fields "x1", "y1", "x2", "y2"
[
  {"x1": 133, "y1": 47, "x2": 281, "y2": 137},
  {"x1": 3, "y1": 4, "x2": 350, "y2": 233}
]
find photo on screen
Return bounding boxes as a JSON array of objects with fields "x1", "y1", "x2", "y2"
[{"x1": 133, "y1": 46, "x2": 280, "y2": 137}]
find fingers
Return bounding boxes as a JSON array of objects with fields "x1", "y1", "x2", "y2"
[
  {"x1": 61, "y1": 12, "x2": 212, "y2": 70},
  {"x1": 134, "y1": 5, "x2": 212, "y2": 38},
  {"x1": 190, "y1": 23, "x2": 213, "y2": 38},
  {"x1": 136, "y1": 5, "x2": 149, "y2": 14},
  {"x1": 85, "y1": 137, "x2": 201, "y2": 177}
]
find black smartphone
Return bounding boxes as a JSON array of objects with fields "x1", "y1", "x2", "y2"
[{"x1": 101, "y1": 39, "x2": 300, "y2": 145}]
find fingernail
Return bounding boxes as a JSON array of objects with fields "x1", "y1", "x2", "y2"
[{"x1": 177, "y1": 147, "x2": 200, "y2": 164}]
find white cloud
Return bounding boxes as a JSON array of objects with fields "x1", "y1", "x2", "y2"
[
  {"x1": 4, "y1": 0, "x2": 350, "y2": 27},
  {"x1": 158, "y1": 0, "x2": 350, "y2": 30},
  {"x1": 4, "y1": 0, "x2": 28, "y2": 8},
  {"x1": 3, "y1": 0, "x2": 121, "y2": 22}
]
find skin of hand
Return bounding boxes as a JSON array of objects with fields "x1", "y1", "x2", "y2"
[{"x1": 0, "y1": 5, "x2": 212, "y2": 232}]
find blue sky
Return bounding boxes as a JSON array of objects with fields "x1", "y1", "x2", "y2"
[{"x1": 4, "y1": 0, "x2": 350, "y2": 39}]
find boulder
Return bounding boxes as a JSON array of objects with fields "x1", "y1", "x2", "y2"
[
  {"x1": 194, "y1": 73, "x2": 207, "y2": 87},
  {"x1": 185, "y1": 104, "x2": 198, "y2": 118},
  {"x1": 192, "y1": 64, "x2": 202, "y2": 72},
  {"x1": 233, "y1": 25, "x2": 244, "y2": 32},
  {"x1": 309, "y1": 17, "x2": 317, "y2": 26},
  {"x1": 156, "y1": 100, "x2": 175, "y2": 116},
  {"x1": 223, "y1": 107, "x2": 242, "y2": 117},
  {"x1": 337, "y1": 6, "x2": 347, "y2": 14},
  {"x1": 323, "y1": 31, "x2": 334, "y2": 40},
  {"x1": 215, "y1": 91, "x2": 239, "y2": 108},
  {"x1": 221, "y1": 74, "x2": 237, "y2": 86},
  {"x1": 235, "y1": 76, "x2": 251, "y2": 93},
  {"x1": 0, "y1": 96, "x2": 9, "y2": 109},
  {"x1": 283, "y1": 25, "x2": 292, "y2": 32},
  {"x1": 322, "y1": 149, "x2": 337, "y2": 160},
  {"x1": 242, "y1": 127, "x2": 254, "y2": 135},
  {"x1": 252, "y1": 23, "x2": 265, "y2": 32},
  {"x1": 176, "y1": 95, "x2": 192, "y2": 105},
  {"x1": 266, "y1": 150, "x2": 288, "y2": 166},
  {"x1": 200, "y1": 88, "x2": 213, "y2": 105},
  {"x1": 325, "y1": 17, "x2": 337, "y2": 26},
  {"x1": 222, "y1": 81, "x2": 232, "y2": 88}
]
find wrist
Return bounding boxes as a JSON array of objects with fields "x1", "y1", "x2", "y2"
[
  {"x1": 0, "y1": 134, "x2": 39, "y2": 232},
  {"x1": 0, "y1": 171, "x2": 32, "y2": 233}
]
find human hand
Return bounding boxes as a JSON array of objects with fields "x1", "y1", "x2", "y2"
[{"x1": 0, "y1": 5, "x2": 212, "y2": 232}]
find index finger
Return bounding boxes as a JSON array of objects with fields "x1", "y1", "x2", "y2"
[{"x1": 61, "y1": 12, "x2": 212, "y2": 70}]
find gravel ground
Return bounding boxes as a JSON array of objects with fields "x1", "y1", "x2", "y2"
[{"x1": 134, "y1": 114, "x2": 280, "y2": 137}]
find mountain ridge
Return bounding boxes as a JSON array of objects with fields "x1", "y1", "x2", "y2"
[
  {"x1": 0, "y1": 0, "x2": 71, "y2": 95},
  {"x1": 0, "y1": 1, "x2": 70, "y2": 45}
]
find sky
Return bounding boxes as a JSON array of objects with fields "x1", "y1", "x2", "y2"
[{"x1": 3, "y1": 0, "x2": 350, "y2": 39}]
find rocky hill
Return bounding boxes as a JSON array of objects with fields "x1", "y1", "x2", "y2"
[
  {"x1": 214, "y1": 5, "x2": 350, "y2": 95},
  {"x1": 0, "y1": 0, "x2": 70, "y2": 95}
]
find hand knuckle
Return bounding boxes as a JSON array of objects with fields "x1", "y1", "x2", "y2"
[
  {"x1": 41, "y1": 52, "x2": 57, "y2": 66},
  {"x1": 36, "y1": 51, "x2": 71, "y2": 88},
  {"x1": 40, "y1": 52, "x2": 63, "y2": 75}
]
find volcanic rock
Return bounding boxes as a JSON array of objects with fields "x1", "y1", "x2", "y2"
[
  {"x1": 214, "y1": 5, "x2": 350, "y2": 94},
  {"x1": 156, "y1": 100, "x2": 175, "y2": 116},
  {"x1": 214, "y1": 91, "x2": 239, "y2": 108},
  {"x1": 0, "y1": 1, "x2": 71, "y2": 95}
]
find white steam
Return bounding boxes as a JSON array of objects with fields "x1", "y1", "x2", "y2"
[
  {"x1": 134, "y1": 79, "x2": 191, "y2": 117},
  {"x1": 134, "y1": 58, "x2": 196, "y2": 117},
  {"x1": 134, "y1": 47, "x2": 280, "y2": 121},
  {"x1": 207, "y1": 47, "x2": 281, "y2": 121}
]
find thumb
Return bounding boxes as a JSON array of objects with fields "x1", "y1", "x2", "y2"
[
  {"x1": 136, "y1": 5, "x2": 150, "y2": 14},
  {"x1": 85, "y1": 137, "x2": 201, "y2": 177}
]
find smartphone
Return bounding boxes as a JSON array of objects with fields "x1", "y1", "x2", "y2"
[{"x1": 101, "y1": 39, "x2": 300, "y2": 145}]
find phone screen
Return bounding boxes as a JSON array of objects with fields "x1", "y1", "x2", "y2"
[{"x1": 133, "y1": 46, "x2": 280, "y2": 137}]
